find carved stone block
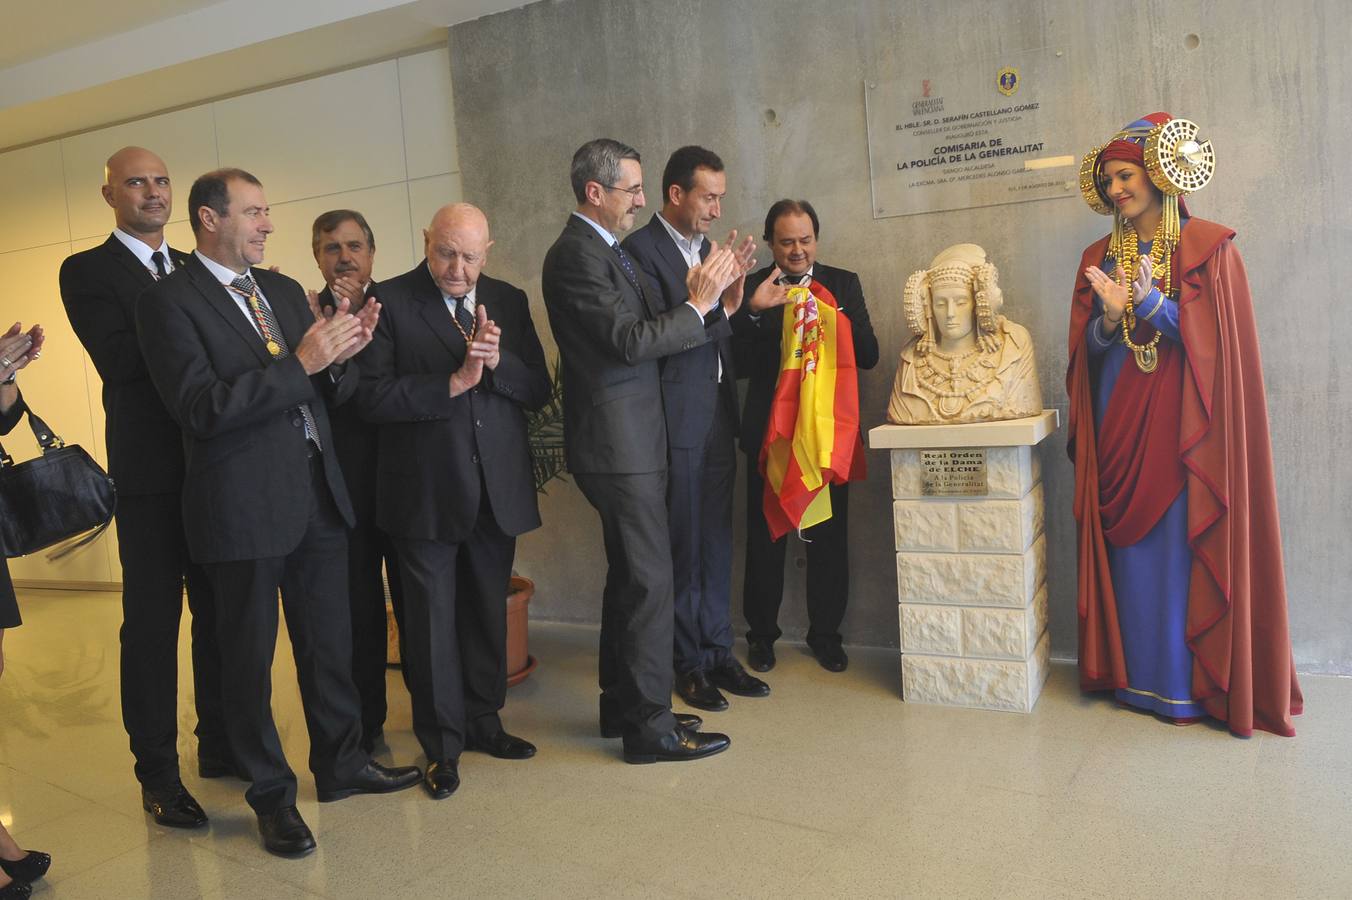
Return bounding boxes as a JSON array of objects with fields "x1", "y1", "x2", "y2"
[
  {"x1": 893, "y1": 500, "x2": 959, "y2": 551},
  {"x1": 896, "y1": 534, "x2": 1045, "y2": 607},
  {"x1": 901, "y1": 631, "x2": 1051, "y2": 712},
  {"x1": 960, "y1": 584, "x2": 1048, "y2": 660},
  {"x1": 956, "y1": 482, "x2": 1045, "y2": 552},
  {"x1": 899, "y1": 604, "x2": 963, "y2": 655}
]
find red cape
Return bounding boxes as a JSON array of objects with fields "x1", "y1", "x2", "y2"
[{"x1": 1066, "y1": 218, "x2": 1303, "y2": 737}]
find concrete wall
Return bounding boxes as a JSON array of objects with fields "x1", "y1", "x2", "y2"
[{"x1": 449, "y1": 0, "x2": 1350, "y2": 672}]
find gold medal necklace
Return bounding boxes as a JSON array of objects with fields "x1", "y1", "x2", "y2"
[{"x1": 1114, "y1": 220, "x2": 1172, "y2": 374}]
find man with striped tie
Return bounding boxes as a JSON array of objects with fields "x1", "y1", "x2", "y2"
[{"x1": 136, "y1": 168, "x2": 420, "y2": 857}]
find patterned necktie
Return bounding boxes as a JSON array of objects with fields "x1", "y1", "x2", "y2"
[
  {"x1": 230, "y1": 274, "x2": 322, "y2": 450},
  {"x1": 612, "y1": 242, "x2": 642, "y2": 291},
  {"x1": 779, "y1": 273, "x2": 806, "y2": 286},
  {"x1": 151, "y1": 251, "x2": 167, "y2": 279},
  {"x1": 453, "y1": 296, "x2": 475, "y2": 339}
]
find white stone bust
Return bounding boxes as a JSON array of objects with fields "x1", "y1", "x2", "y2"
[{"x1": 887, "y1": 243, "x2": 1043, "y2": 425}]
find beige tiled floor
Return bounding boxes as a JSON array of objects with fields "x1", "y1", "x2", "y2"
[{"x1": 1, "y1": 587, "x2": 1349, "y2": 899}]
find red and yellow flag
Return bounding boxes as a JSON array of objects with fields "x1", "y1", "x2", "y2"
[{"x1": 759, "y1": 281, "x2": 866, "y2": 540}]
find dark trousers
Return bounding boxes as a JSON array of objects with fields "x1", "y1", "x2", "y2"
[
  {"x1": 668, "y1": 399, "x2": 736, "y2": 674},
  {"x1": 116, "y1": 492, "x2": 227, "y2": 789},
  {"x1": 742, "y1": 458, "x2": 851, "y2": 648},
  {"x1": 394, "y1": 493, "x2": 515, "y2": 762},
  {"x1": 347, "y1": 515, "x2": 405, "y2": 739},
  {"x1": 575, "y1": 470, "x2": 678, "y2": 742},
  {"x1": 202, "y1": 461, "x2": 365, "y2": 814}
]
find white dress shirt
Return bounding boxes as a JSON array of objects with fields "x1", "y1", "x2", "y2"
[{"x1": 113, "y1": 228, "x2": 173, "y2": 279}]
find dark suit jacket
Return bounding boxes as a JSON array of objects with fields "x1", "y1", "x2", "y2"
[
  {"x1": 357, "y1": 263, "x2": 550, "y2": 543},
  {"x1": 0, "y1": 391, "x2": 23, "y2": 628},
  {"x1": 731, "y1": 262, "x2": 880, "y2": 455},
  {"x1": 136, "y1": 254, "x2": 357, "y2": 564},
  {"x1": 318, "y1": 282, "x2": 382, "y2": 521},
  {"x1": 59, "y1": 235, "x2": 192, "y2": 496},
  {"x1": 620, "y1": 214, "x2": 737, "y2": 449},
  {"x1": 541, "y1": 215, "x2": 721, "y2": 475}
]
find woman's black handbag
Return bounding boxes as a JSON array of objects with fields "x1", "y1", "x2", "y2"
[{"x1": 0, "y1": 405, "x2": 117, "y2": 559}]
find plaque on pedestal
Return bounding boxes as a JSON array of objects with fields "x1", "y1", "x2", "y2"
[{"x1": 869, "y1": 410, "x2": 1058, "y2": 713}]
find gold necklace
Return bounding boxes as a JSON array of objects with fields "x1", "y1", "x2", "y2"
[{"x1": 1115, "y1": 220, "x2": 1173, "y2": 374}]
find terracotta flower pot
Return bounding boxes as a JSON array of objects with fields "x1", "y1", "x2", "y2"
[{"x1": 385, "y1": 575, "x2": 537, "y2": 687}]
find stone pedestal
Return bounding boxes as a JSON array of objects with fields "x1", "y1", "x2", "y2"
[{"x1": 868, "y1": 410, "x2": 1058, "y2": 712}]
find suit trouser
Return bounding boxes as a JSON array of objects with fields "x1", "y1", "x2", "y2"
[
  {"x1": 394, "y1": 491, "x2": 515, "y2": 762},
  {"x1": 347, "y1": 514, "x2": 405, "y2": 738},
  {"x1": 575, "y1": 470, "x2": 679, "y2": 742},
  {"x1": 668, "y1": 398, "x2": 736, "y2": 674},
  {"x1": 202, "y1": 458, "x2": 366, "y2": 814},
  {"x1": 116, "y1": 492, "x2": 228, "y2": 789},
  {"x1": 742, "y1": 459, "x2": 851, "y2": 647}
]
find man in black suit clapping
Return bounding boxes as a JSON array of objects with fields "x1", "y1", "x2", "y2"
[
  {"x1": 357, "y1": 203, "x2": 550, "y2": 799},
  {"x1": 309, "y1": 209, "x2": 406, "y2": 755},
  {"x1": 136, "y1": 168, "x2": 420, "y2": 857},
  {"x1": 620, "y1": 146, "x2": 769, "y2": 713}
]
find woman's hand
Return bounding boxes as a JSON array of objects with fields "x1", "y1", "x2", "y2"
[
  {"x1": 1133, "y1": 255, "x2": 1155, "y2": 306},
  {"x1": 1085, "y1": 266, "x2": 1128, "y2": 328},
  {"x1": 0, "y1": 322, "x2": 44, "y2": 382}
]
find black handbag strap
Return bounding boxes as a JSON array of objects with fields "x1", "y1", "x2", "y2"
[{"x1": 0, "y1": 403, "x2": 64, "y2": 467}]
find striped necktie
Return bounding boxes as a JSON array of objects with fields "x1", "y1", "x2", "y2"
[{"x1": 230, "y1": 274, "x2": 322, "y2": 450}]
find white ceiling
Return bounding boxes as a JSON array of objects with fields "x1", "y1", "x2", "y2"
[
  {"x1": 0, "y1": 0, "x2": 228, "y2": 68},
  {"x1": 1, "y1": 0, "x2": 527, "y2": 152}
]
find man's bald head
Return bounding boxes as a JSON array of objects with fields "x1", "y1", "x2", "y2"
[
  {"x1": 424, "y1": 203, "x2": 495, "y2": 298},
  {"x1": 101, "y1": 146, "x2": 172, "y2": 241}
]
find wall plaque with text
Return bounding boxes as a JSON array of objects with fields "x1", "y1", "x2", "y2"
[
  {"x1": 865, "y1": 48, "x2": 1077, "y2": 218},
  {"x1": 920, "y1": 449, "x2": 988, "y2": 496}
]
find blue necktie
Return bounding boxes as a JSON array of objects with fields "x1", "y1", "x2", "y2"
[{"x1": 612, "y1": 242, "x2": 642, "y2": 292}]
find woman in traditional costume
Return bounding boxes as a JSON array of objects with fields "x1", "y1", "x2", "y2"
[{"x1": 1067, "y1": 112, "x2": 1302, "y2": 736}]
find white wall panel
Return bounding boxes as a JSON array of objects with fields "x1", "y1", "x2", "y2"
[
  {"x1": 213, "y1": 61, "x2": 407, "y2": 205},
  {"x1": 399, "y1": 48, "x2": 458, "y2": 180},
  {"x1": 61, "y1": 106, "x2": 220, "y2": 241},
  {"x1": 0, "y1": 144, "x2": 69, "y2": 253},
  {"x1": 405, "y1": 172, "x2": 463, "y2": 263}
]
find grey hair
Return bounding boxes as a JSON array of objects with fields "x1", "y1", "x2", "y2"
[{"x1": 570, "y1": 138, "x2": 641, "y2": 204}]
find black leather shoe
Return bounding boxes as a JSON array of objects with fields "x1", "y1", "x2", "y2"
[
  {"x1": 423, "y1": 759, "x2": 460, "y2": 799},
  {"x1": 810, "y1": 641, "x2": 849, "y2": 672},
  {"x1": 675, "y1": 669, "x2": 729, "y2": 711},
  {"x1": 708, "y1": 659, "x2": 771, "y2": 697},
  {"x1": 0, "y1": 878, "x2": 31, "y2": 899},
  {"x1": 257, "y1": 805, "x2": 316, "y2": 857},
  {"x1": 623, "y1": 724, "x2": 730, "y2": 764},
  {"x1": 600, "y1": 712, "x2": 701, "y2": 739},
  {"x1": 747, "y1": 638, "x2": 776, "y2": 672},
  {"x1": 466, "y1": 730, "x2": 536, "y2": 760},
  {"x1": 142, "y1": 783, "x2": 208, "y2": 828},
  {"x1": 316, "y1": 760, "x2": 422, "y2": 802},
  {"x1": 0, "y1": 851, "x2": 50, "y2": 883}
]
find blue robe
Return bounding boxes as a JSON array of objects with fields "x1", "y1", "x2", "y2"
[{"x1": 1084, "y1": 236, "x2": 1203, "y2": 719}]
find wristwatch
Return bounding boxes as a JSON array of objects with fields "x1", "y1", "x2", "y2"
[{"x1": 1, "y1": 372, "x2": 15, "y2": 386}]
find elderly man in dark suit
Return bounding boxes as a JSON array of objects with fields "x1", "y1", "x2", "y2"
[
  {"x1": 620, "y1": 146, "x2": 769, "y2": 713},
  {"x1": 541, "y1": 138, "x2": 744, "y2": 764},
  {"x1": 732, "y1": 199, "x2": 879, "y2": 674},
  {"x1": 357, "y1": 203, "x2": 550, "y2": 799},
  {"x1": 59, "y1": 146, "x2": 231, "y2": 828},
  {"x1": 309, "y1": 209, "x2": 405, "y2": 755},
  {"x1": 136, "y1": 168, "x2": 420, "y2": 857}
]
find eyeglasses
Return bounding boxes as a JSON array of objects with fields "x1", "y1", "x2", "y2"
[{"x1": 602, "y1": 183, "x2": 644, "y2": 198}]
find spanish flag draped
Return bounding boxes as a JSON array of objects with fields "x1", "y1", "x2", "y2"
[{"x1": 760, "y1": 281, "x2": 866, "y2": 540}]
